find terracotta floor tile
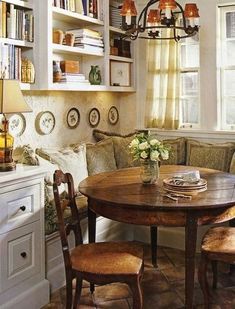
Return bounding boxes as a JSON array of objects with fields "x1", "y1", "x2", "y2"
[
  {"x1": 143, "y1": 290, "x2": 184, "y2": 309},
  {"x1": 93, "y1": 283, "x2": 131, "y2": 303},
  {"x1": 161, "y1": 265, "x2": 186, "y2": 282}
]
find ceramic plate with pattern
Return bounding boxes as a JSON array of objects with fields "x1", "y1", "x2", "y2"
[
  {"x1": 8, "y1": 113, "x2": 26, "y2": 137},
  {"x1": 36, "y1": 111, "x2": 55, "y2": 135},
  {"x1": 67, "y1": 108, "x2": 80, "y2": 129},
  {"x1": 88, "y1": 108, "x2": 100, "y2": 128},
  {"x1": 108, "y1": 106, "x2": 119, "y2": 125}
]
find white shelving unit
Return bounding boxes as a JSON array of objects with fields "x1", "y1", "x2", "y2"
[
  {"x1": 0, "y1": 0, "x2": 35, "y2": 90},
  {"x1": 33, "y1": 0, "x2": 136, "y2": 92}
]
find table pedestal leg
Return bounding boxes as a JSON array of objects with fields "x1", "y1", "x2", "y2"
[
  {"x1": 88, "y1": 202, "x2": 96, "y2": 294},
  {"x1": 229, "y1": 218, "x2": 235, "y2": 274},
  {"x1": 150, "y1": 226, "x2": 158, "y2": 267},
  {"x1": 88, "y1": 203, "x2": 96, "y2": 243},
  {"x1": 185, "y1": 214, "x2": 198, "y2": 309}
]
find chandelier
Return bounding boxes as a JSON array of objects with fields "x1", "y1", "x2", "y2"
[{"x1": 120, "y1": 0, "x2": 200, "y2": 41}]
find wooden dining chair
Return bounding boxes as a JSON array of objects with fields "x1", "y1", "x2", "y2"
[
  {"x1": 53, "y1": 170, "x2": 144, "y2": 309},
  {"x1": 198, "y1": 226, "x2": 235, "y2": 309}
]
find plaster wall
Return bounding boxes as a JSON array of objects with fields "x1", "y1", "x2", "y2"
[{"x1": 13, "y1": 91, "x2": 125, "y2": 149}]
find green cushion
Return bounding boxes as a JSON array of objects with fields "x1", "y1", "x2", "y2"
[
  {"x1": 161, "y1": 137, "x2": 186, "y2": 165},
  {"x1": 186, "y1": 139, "x2": 235, "y2": 172},
  {"x1": 93, "y1": 129, "x2": 138, "y2": 168},
  {"x1": 86, "y1": 138, "x2": 117, "y2": 175}
]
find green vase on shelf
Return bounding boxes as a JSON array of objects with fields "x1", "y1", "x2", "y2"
[{"x1": 89, "y1": 65, "x2": 102, "y2": 85}]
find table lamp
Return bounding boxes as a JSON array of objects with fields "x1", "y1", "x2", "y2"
[{"x1": 0, "y1": 79, "x2": 32, "y2": 171}]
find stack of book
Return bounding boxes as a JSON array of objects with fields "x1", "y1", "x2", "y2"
[
  {"x1": 59, "y1": 73, "x2": 89, "y2": 84},
  {"x1": 67, "y1": 28, "x2": 104, "y2": 53},
  {"x1": 109, "y1": 0, "x2": 122, "y2": 28},
  {"x1": 0, "y1": 3, "x2": 34, "y2": 42}
]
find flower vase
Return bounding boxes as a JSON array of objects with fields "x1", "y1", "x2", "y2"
[{"x1": 140, "y1": 160, "x2": 159, "y2": 184}]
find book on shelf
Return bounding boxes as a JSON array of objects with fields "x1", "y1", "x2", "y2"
[
  {"x1": 60, "y1": 72, "x2": 87, "y2": 82},
  {"x1": 74, "y1": 43, "x2": 103, "y2": 53},
  {"x1": 0, "y1": 43, "x2": 23, "y2": 80},
  {"x1": 74, "y1": 37, "x2": 104, "y2": 46},
  {"x1": 66, "y1": 28, "x2": 102, "y2": 38},
  {"x1": 2, "y1": 3, "x2": 34, "y2": 42}
]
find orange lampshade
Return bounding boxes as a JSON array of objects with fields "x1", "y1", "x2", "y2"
[
  {"x1": 184, "y1": 3, "x2": 199, "y2": 18},
  {"x1": 147, "y1": 9, "x2": 161, "y2": 23},
  {"x1": 159, "y1": 0, "x2": 177, "y2": 10},
  {"x1": 120, "y1": 0, "x2": 137, "y2": 16}
]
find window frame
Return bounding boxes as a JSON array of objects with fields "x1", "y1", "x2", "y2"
[{"x1": 218, "y1": 5, "x2": 235, "y2": 131}]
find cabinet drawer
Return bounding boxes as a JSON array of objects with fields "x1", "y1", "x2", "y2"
[
  {"x1": 0, "y1": 222, "x2": 41, "y2": 292},
  {"x1": 0, "y1": 184, "x2": 41, "y2": 233}
]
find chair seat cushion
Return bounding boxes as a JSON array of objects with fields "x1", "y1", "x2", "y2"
[
  {"x1": 71, "y1": 242, "x2": 143, "y2": 275},
  {"x1": 201, "y1": 227, "x2": 235, "y2": 257}
]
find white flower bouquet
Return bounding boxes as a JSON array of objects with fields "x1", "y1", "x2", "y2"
[{"x1": 129, "y1": 132, "x2": 170, "y2": 162}]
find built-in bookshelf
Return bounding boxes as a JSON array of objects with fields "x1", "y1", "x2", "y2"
[
  {"x1": 9, "y1": 0, "x2": 136, "y2": 92},
  {"x1": 0, "y1": 0, "x2": 35, "y2": 89}
]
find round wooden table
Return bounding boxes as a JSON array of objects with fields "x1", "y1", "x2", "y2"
[{"x1": 79, "y1": 165, "x2": 235, "y2": 309}]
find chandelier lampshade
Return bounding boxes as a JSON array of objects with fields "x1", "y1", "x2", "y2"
[{"x1": 121, "y1": 0, "x2": 200, "y2": 41}]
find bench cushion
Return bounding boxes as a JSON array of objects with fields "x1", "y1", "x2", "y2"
[
  {"x1": 93, "y1": 129, "x2": 138, "y2": 168},
  {"x1": 186, "y1": 139, "x2": 235, "y2": 172},
  {"x1": 161, "y1": 137, "x2": 186, "y2": 165},
  {"x1": 86, "y1": 138, "x2": 117, "y2": 175}
]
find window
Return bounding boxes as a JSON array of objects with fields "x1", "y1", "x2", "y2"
[
  {"x1": 179, "y1": 34, "x2": 200, "y2": 128},
  {"x1": 218, "y1": 5, "x2": 235, "y2": 130}
]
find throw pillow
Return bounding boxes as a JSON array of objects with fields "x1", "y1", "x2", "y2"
[
  {"x1": 230, "y1": 153, "x2": 235, "y2": 174},
  {"x1": 161, "y1": 137, "x2": 186, "y2": 165},
  {"x1": 36, "y1": 144, "x2": 88, "y2": 192},
  {"x1": 93, "y1": 129, "x2": 138, "y2": 168},
  {"x1": 14, "y1": 145, "x2": 39, "y2": 165},
  {"x1": 86, "y1": 138, "x2": 117, "y2": 175},
  {"x1": 186, "y1": 139, "x2": 235, "y2": 172}
]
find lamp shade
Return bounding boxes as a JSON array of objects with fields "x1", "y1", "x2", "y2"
[
  {"x1": 159, "y1": 0, "x2": 177, "y2": 10},
  {"x1": 147, "y1": 9, "x2": 161, "y2": 23},
  {"x1": 184, "y1": 3, "x2": 200, "y2": 18},
  {"x1": 120, "y1": 0, "x2": 137, "y2": 16},
  {"x1": 0, "y1": 79, "x2": 32, "y2": 114}
]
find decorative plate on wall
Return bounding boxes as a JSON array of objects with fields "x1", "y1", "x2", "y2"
[
  {"x1": 35, "y1": 111, "x2": 55, "y2": 135},
  {"x1": 67, "y1": 108, "x2": 80, "y2": 129},
  {"x1": 108, "y1": 106, "x2": 119, "y2": 125},
  {"x1": 88, "y1": 108, "x2": 100, "y2": 127},
  {"x1": 8, "y1": 113, "x2": 26, "y2": 137}
]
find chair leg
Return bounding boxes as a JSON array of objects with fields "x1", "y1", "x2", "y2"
[
  {"x1": 90, "y1": 283, "x2": 95, "y2": 294},
  {"x1": 198, "y1": 253, "x2": 210, "y2": 309},
  {"x1": 150, "y1": 226, "x2": 158, "y2": 268},
  {"x1": 130, "y1": 276, "x2": 143, "y2": 309},
  {"x1": 66, "y1": 275, "x2": 73, "y2": 309},
  {"x1": 73, "y1": 275, "x2": 83, "y2": 309},
  {"x1": 211, "y1": 260, "x2": 218, "y2": 289}
]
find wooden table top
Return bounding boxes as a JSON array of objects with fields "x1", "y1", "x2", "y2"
[{"x1": 79, "y1": 165, "x2": 235, "y2": 211}]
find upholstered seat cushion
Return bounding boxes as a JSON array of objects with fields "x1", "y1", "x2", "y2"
[
  {"x1": 93, "y1": 129, "x2": 138, "y2": 169},
  {"x1": 71, "y1": 242, "x2": 143, "y2": 275},
  {"x1": 186, "y1": 139, "x2": 235, "y2": 172},
  {"x1": 201, "y1": 227, "x2": 235, "y2": 260}
]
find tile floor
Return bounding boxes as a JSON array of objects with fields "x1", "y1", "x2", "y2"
[{"x1": 42, "y1": 244, "x2": 235, "y2": 309}]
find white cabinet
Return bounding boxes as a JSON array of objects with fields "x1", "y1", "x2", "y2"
[{"x1": 0, "y1": 165, "x2": 49, "y2": 309}]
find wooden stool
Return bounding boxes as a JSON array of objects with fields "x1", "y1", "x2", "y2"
[{"x1": 198, "y1": 226, "x2": 235, "y2": 309}]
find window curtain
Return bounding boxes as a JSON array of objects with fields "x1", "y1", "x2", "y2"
[{"x1": 145, "y1": 29, "x2": 180, "y2": 129}]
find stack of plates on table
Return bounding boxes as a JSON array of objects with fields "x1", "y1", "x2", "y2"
[{"x1": 163, "y1": 177, "x2": 207, "y2": 195}]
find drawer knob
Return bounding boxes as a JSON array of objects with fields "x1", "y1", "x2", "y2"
[
  {"x1": 20, "y1": 252, "x2": 27, "y2": 258},
  {"x1": 20, "y1": 206, "x2": 26, "y2": 211}
]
